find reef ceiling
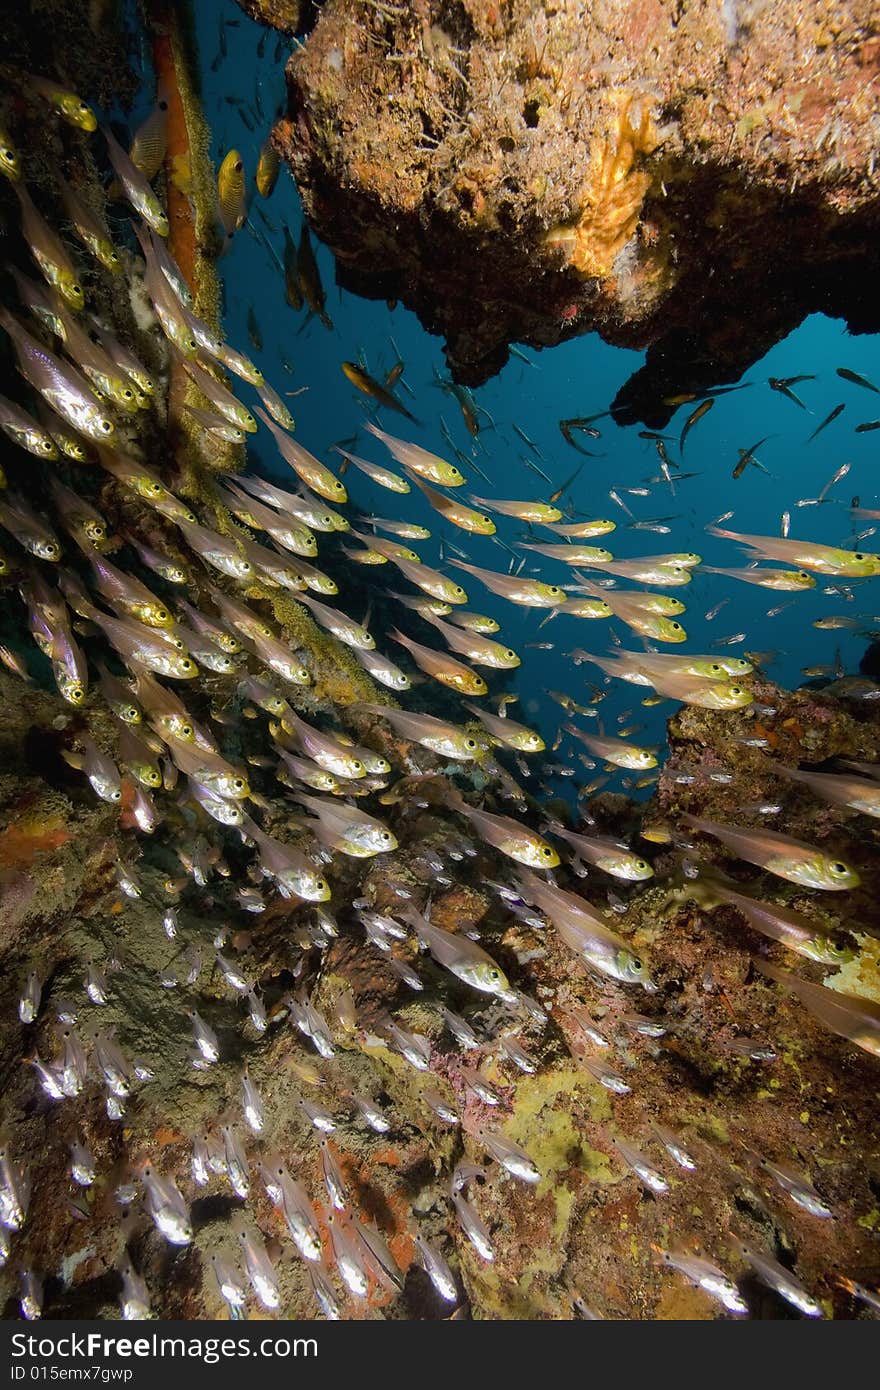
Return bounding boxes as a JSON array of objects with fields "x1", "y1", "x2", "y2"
[{"x1": 246, "y1": 0, "x2": 880, "y2": 423}]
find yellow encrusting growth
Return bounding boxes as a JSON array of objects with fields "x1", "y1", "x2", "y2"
[{"x1": 545, "y1": 94, "x2": 659, "y2": 279}]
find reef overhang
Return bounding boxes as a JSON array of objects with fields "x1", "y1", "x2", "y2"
[{"x1": 269, "y1": 0, "x2": 880, "y2": 422}]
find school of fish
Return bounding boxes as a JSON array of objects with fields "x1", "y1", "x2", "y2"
[{"x1": 0, "y1": 51, "x2": 877, "y2": 1325}]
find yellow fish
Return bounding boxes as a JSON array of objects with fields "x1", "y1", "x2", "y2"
[
  {"x1": 447, "y1": 790, "x2": 559, "y2": 868},
  {"x1": 469, "y1": 495, "x2": 562, "y2": 523},
  {"x1": 449, "y1": 559, "x2": 565, "y2": 608},
  {"x1": 218, "y1": 149, "x2": 247, "y2": 236},
  {"x1": 683, "y1": 815, "x2": 859, "y2": 891},
  {"x1": 27, "y1": 74, "x2": 96, "y2": 130},
  {"x1": 365, "y1": 421, "x2": 465, "y2": 487},
  {"x1": 0, "y1": 129, "x2": 21, "y2": 182},
  {"x1": 255, "y1": 137, "x2": 280, "y2": 198},
  {"x1": 408, "y1": 475, "x2": 495, "y2": 534},
  {"x1": 708, "y1": 524, "x2": 880, "y2": 578},
  {"x1": 392, "y1": 629, "x2": 488, "y2": 696}
]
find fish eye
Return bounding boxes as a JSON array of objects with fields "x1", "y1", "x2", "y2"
[
  {"x1": 541, "y1": 846, "x2": 554, "y2": 858},
  {"x1": 0, "y1": 147, "x2": 14, "y2": 164},
  {"x1": 100, "y1": 419, "x2": 112, "y2": 433},
  {"x1": 352, "y1": 760, "x2": 364, "y2": 773},
  {"x1": 182, "y1": 659, "x2": 195, "y2": 672},
  {"x1": 454, "y1": 586, "x2": 465, "y2": 597},
  {"x1": 111, "y1": 789, "x2": 122, "y2": 801},
  {"x1": 671, "y1": 622, "x2": 682, "y2": 631},
  {"x1": 465, "y1": 738, "x2": 476, "y2": 749},
  {"x1": 855, "y1": 553, "x2": 864, "y2": 561},
  {"x1": 730, "y1": 686, "x2": 742, "y2": 696},
  {"x1": 550, "y1": 587, "x2": 562, "y2": 597},
  {"x1": 506, "y1": 649, "x2": 516, "y2": 659},
  {"x1": 157, "y1": 610, "x2": 168, "y2": 621},
  {"x1": 632, "y1": 958, "x2": 643, "y2": 972},
  {"x1": 123, "y1": 388, "x2": 133, "y2": 400},
  {"x1": 72, "y1": 283, "x2": 82, "y2": 296},
  {"x1": 381, "y1": 832, "x2": 392, "y2": 842},
  {"x1": 830, "y1": 861, "x2": 849, "y2": 876}
]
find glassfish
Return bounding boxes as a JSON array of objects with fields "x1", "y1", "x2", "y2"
[
  {"x1": 515, "y1": 869, "x2": 654, "y2": 987},
  {"x1": 402, "y1": 905, "x2": 509, "y2": 996},
  {"x1": 754, "y1": 958, "x2": 880, "y2": 1057},
  {"x1": 774, "y1": 763, "x2": 880, "y2": 818},
  {"x1": 25, "y1": 74, "x2": 96, "y2": 129},
  {"x1": 359, "y1": 704, "x2": 480, "y2": 760},
  {"x1": 705, "y1": 879, "x2": 853, "y2": 965},
  {"x1": 364, "y1": 420, "x2": 465, "y2": 486},
  {"x1": 449, "y1": 559, "x2": 565, "y2": 607},
  {"x1": 406, "y1": 474, "x2": 495, "y2": 533},
  {"x1": 446, "y1": 789, "x2": 558, "y2": 867},
  {"x1": 256, "y1": 407, "x2": 346, "y2": 501},
  {"x1": 13, "y1": 184, "x2": 84, "y2": 308},
  {"x1": 333, "y1": 445, "x2": 409, "y2": 493},
  {"x1": 708, "y1": 524, "x2": 880, "y2": 578},
  {"x1": 103, "y1": 125, "x2": 168, "y2": 234},
  {"x1": 469, "y1": 495, "x2": 562, "y2": 523},
  {"x1": 548, "y1": 822, "x2": 653, "y2": 880},
  {"x1": 0, "y1": 309, "x2": 114, "y2": 442},
  {"x1": 682, "y1": 814, "x2": 859, "y2": 891},
  {"x1": 391, "y1": 628, "x2": 487, "y2": 695}
]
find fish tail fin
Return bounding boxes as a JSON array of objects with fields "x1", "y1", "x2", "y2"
[
  {"x1": 706, "y1": 524, "x2": 737, "y2": 540},
  {"x1": 238, "y1": 811, "x2": 260, "y2": 840},
  {"x1": 60, "y1": 748, "x2": 84, "y2": 771},
  {"x1": 441, "y1": 784, "x2": 467, "y2": 813},
  {"x1": 751, "y1": 957, "x2": 788, "y2": 986},
  {"x1": 571, "y1": 573, "x2": 605, "y2": 599},
  {"x1": 537, "y1": 609, "x2": 559, "y2": 628}
]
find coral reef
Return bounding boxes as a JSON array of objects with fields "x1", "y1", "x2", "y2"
[
  {"x1": 234, "y1": 0, "x2": 308, "y2": 34},
  {"x1": 0, "y1": 0, "x2": 876, "y2": 1327},
  {"x1": 2, "y1": 650, "x2": 878, "y2": 1319},
  {"x1": 274, "y1": 0, "x2": 880, "y2": 415}
]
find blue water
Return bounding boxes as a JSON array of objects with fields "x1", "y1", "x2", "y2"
[{"x1": 181, "y1": 0, "x2": 880, "y2": 796}]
